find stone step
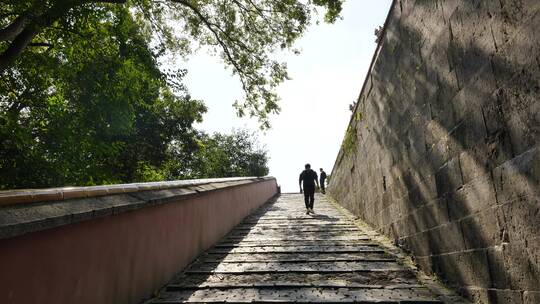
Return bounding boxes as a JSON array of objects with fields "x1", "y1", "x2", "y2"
[
  {"x1": 152, "y1": 287, "x2": 442, "y2": 303},
  {"x1": 185, "y1": 261, "x2": 406, "y2": 274},
  {"x1": 169, "y1": 272, "x2": 419, "y2": 287},
  {"x1": 199, "y1": 252, "x2": 393, "y2": 262}
]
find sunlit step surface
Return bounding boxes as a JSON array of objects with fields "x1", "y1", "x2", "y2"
[{"x1": 147, "y1": 194, "x2": 443, "y2": 303}]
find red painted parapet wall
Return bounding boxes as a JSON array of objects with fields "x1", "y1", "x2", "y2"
[{"x1": 0, "y1": 177, "x2": 278, "y2": 304}]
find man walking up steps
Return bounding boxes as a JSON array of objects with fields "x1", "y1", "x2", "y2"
[{"x1": 299, "y1": 163, "x2": 319, "y2": 214}]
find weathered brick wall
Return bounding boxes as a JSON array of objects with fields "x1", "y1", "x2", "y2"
[{"x1": 328, "y1": 1, "x2": 539, "y2": 303}]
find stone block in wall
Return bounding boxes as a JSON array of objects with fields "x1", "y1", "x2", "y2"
[
  {"x1": 413, "y1": 198, "x2": 449, "y2": 231},
  {"x1": 409, "y1": 167, "x2": 438, "y2": 201},
  {"x1": 428, "y1": 134, "x2": 462, "y2": 173},
  {"x1": 498, "y1": 196, "x2": 540, "y2": 290},
  {"x1": 447, "y1": 173, "x2": 497, "y2": 221},
  {"x1": 404, "y1": 231, "x2": 431, "y2": 257},
  {"x1": 435, "y1": 0, "x2": 459, "y2": 25},
  {"x1": 461, "y1": 287, "x2": 523, "y2": 304},
  {"x1": 434, "y1": 249, "x2": 492, "y2": 288},
  {"x1": 471, "y1": 4, "x2": 500, "y2": 56},
  {"x1": 371, "y1": 196, "x2": 382, "y2": 220},
  {"x1": 523, "y1": 291, "x2": 540, "y2": 304},
  {"x1": 459, "y1": 149, "x2": 489, "y2": 185},
  {"x1": 424, "y1": 119, "x2": 449, "y2": 157},
  {"x1": 389, "y1": 222, "x2": 400, "y2": 240},
  {"x1": 460, "y1": 206, "x2": 504, "y2": 250},
  {"x1": 432, "y1": 78, "x2": 459, "y2": 131},
  {"x1": 413, "y1": 1, "x2": 446, "y2": 60},
  {"x1": 395, "y1": 218, "x2": 408, "y2": 239},
  {"x1": 415, "y1": 255, "x2": 434, "y2": 275},
  {"x1": 489, "y1": 8, "x2": 531, "y2": 86},
  {"x1": 381, "y1": 190, "x2": 392, "y2": 210},
  {"x1": 500, "y1": 240, "x2": 540, "y2": 291},
  {"x1": 380, "y1": 222, "x2": 398, "y2": 240},
  {"x1": 387, "y1": 201, "x2": 401, "y2": 221},
  {"x1": 363, "y1": 204, "x2": 376, "y2": 227},
  {"x1": 411, "y1": 71, "x2": 430, "y2": 112},
  {"x1": 378, "y1": 205, "x2": 391, "y2": 230},
  {"x1": 487, "y1": 289, "x2": 524, "y2": 304},
  {"x1": 397, "y1": 26, "x2": 423, "y2": 69},
  {"x1": 491, "y1": 1, "x2": 540, "y2": 88},
  {"x1": 450, "y1": 107, "x2": 486, "y2": 163},
  {"x1": 501, "y1": 8, "x2": 540, "y2": 74},
  {"x1": 459, "y1": 287, "x2": 489, "y2": 304},
  {"x1": 435, "y1": 157, "x2": 464, "y2": 197},
  {"x1": 405, "y1": 212, "x2": 422, "y2": 237},
  {"x1": 426, "y1": 37, "x2": 447, "y2": 81},
  {"x1": 492, "y1": 146, "x2": 540, "y2": 204},
  {"x1": 406, "y1": 186, "x2": 430, "y2": 210},
  {"x1": 501, "y1": 195, "x2": 540, "y2": 253},
  {"x1": 407, "y1": 125, "x2": 428, "y2": 166},
  {"x1": 428, "y1": 222, "x2": 466, "y2": 254},
  {"x1": 429, "y1": 142, "x2": 450, "y2": 172},
  {"x1": 487, "y1": 245, "x2": 512, "y2": 290},
  {"x1": 482, "y1": 108, "x2": 515, "y2": 171},
  {"x1": 376, "y1": 46, "x2": 401, "y2": 87},
  {"x1": 496, "y1": 72, "x2": 540, "y2": 156},
  {"x1": 397, "y1": 213, "x2": 415, "y2": 238},
  {"x1": 451, "y1": 82, "x2": 489, "y2": 136},
  {"x1": 448, "y1": 8, "x2": 493, "y2": 89},
  {"x1": 389, "y1": 168, "x2": 407, "y2": 199},
  {"x1": 424, "y1": 172, "x2": 439, "y2": 200}
]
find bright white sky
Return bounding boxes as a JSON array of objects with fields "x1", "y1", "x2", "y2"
[{"x1": 180, "y1": 1, "x2": 392, "y2": 192}]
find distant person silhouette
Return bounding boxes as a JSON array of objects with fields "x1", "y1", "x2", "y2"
[
  {"x1": 319, "y1": 168, "x2": 327, "y2": 194},
  {"x1": 299, "y1": 163, "x2": 319, "y2": 214}
]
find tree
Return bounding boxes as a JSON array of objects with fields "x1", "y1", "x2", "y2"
[
  {"x1": 166, "y1": 129, "x2": 269, "y2": 179},
  {"x1": 0, "y1": 6, "x2": 206, "y2": 188},
  {"x1": 0, "y1": 0, "x2": 344, "y2": 127}
]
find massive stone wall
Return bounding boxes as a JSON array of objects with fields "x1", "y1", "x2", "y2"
[{"x1": 328, "y1": 1, "x2": 539, "y2": 303}]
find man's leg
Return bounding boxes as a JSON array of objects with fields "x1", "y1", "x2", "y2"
[
  {"x1": 304, "y1": 193, "x2": 310, "y2": 210},
  {"x1": 320, "y1": 182, "x2": 326, "y2": 194},
  {"x1": 304, "y1": 186, "x2": 314, "y2": 213},
  {"x1": 309, "y1": 192, "x2": 315, "y2": 210}
]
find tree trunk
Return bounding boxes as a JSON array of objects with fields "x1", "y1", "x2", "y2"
[
  {"x1": 0, "y1": 27, "x2": 37, "y2": 72},
  {"x1": 0, "y1": 16, "x2": 27, "y2": 41}
]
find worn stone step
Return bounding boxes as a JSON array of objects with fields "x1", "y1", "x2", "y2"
[
  {"x1": 219, "y1": 237, "x2": 372, "y2": 246},
  {"x1": 236, "y1": 223, "x2": 356, "y2": 227},
  {"x1": 200, "y1": 252, "x2": 393, "y2": 262},
  {"x1": 215, "y1": 241, "x2": 375, "y2": 247},
  {"x1": 243, "y1": 217, "x2": 348, "y2": 222},
  {"x1": 170, "y1": 272, "x2": 420, "y2": 287},
  {"x1": 167, "y1": 283, "x2": 426, "y2": 290},
  {"x1": 151, "y1": 287, "x2": 442, "y2": 303},
  {"x1": 213, "y1": 242, "x2": 379, "y2": 248},
  {"x1": 200, "y1": 258, "x2": 396, "y2": 263},
  {"x1": 231, "y1": 227, "x2": 361, "y2": 232},
  {"x1": 206, "y1": 245, "x2": 385, "y2": 254},
  {"x1": 185, "y1": 261, "x2": 406, "y2": 274},
  {"x1": 226, "y1": 232, "x2": 368, "y2": 238},
  {"x1": 223, "y1": 236, "x2": 371, "y2": 242}
]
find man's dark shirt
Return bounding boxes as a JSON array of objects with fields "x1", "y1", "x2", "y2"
[
  {"x1": 320, "y1": 171, "x2": 327, "y2": 183},
  {"x1": 299, "y1": 169, "x2": 318, "y2": 189}
]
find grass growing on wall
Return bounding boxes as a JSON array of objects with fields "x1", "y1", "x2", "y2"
[
  {"x1": 341, "y1": 110, "x2": 363, "y2": 156},
  {"x1": 342, "y1": 125, "x2": 358, "y2": 155}
]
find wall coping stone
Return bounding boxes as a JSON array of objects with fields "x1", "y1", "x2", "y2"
[
  {"x1": 0, "y1": 177, "x2": 260, "y2": 207},
  {"x1": 0, "y1": 177, "x2": 275, "y2": 240}
]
